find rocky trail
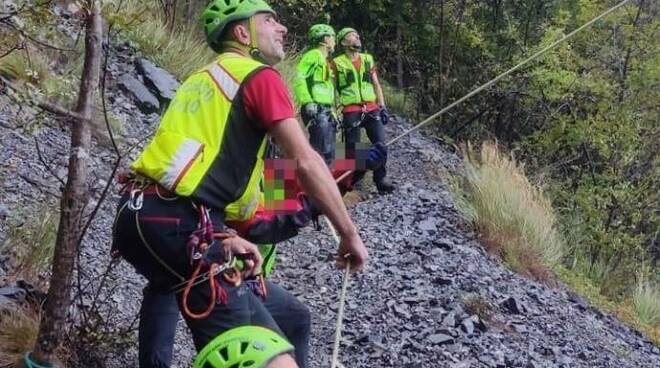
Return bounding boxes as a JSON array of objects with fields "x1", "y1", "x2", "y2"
[{"x1": 1, "y1": 40, "x2": 659, "y2": 368}]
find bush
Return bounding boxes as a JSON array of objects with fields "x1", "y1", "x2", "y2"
[
  {"x1": 446, "y1": 142, "x2": 563, "y2": 280},
  {"x1": 381, "y1": 82, "x2": 415, "y2": 117}
]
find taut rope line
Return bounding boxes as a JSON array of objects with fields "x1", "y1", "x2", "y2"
[{"x1": 327, "y1": 0, "x2": 632, "y2": 365}]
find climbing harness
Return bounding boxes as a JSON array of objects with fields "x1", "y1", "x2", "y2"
[
  {"x1": 117, "y1": 173, "x2": 268, "y2": 320},
  {"x1": 178, "y1": 203, "x2": 268, "y2": 319},
  {"x1": 180, "y1": 207, "x2": 236, "y2": 320}
]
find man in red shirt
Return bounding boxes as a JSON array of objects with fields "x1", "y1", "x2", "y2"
[
  {"x1": 332, "y1": 27, "x2": 395, "y2": 194},
  {"x1": 113, "y1": 1, "x2": 368, "y2": 367}
]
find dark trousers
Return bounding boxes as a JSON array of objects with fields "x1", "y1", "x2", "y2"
[
  {"x1": 302, "y1": 105, "x2": 337, "y2": 165},
  {"x1": 342, "y1": 109, "x2": 388, "y2": 184},
  {"x1": 113, "y1": 193, "x2": 310, "y2": 368}
]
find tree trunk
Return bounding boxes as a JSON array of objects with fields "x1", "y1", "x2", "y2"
[
  {"x1": 438, "y1": 0, "x2": 445, "y2": 125},
  {"x1": 617, "y1": 0, "x2": 645, "y2": 104},
  {"x1": 396, "y1": 24, "x2": 403, "y2": 89},
  {"x1": 31, "y1": 1, "x2": 103, "y2": 365}
]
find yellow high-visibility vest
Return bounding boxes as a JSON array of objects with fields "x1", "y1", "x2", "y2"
[
  {"x1": 131, "y1": 53, "x2": 271, "y2": 221},
  {"x1": 333, "y1": 53, "x2": 377, "y2": 106}
]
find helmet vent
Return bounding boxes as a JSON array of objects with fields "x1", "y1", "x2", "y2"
[
  {"x1": 210, "y1": 5, "x2": 219, "y2": 11},
  {"x1": 240, "y1": 341, "x2": 249, "y2": 354},
  {"x1": 224, "y1": 7, "x2": 236, "y2": 15},
  {"x1": 242, "y1": 360, "x2": 256, "y2": 366},
  {"x1": 218, "y1": 346, "x2": 229, "y2": 361}
]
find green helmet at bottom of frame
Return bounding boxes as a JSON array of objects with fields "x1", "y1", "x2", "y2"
[{"x1": 193, "y1": 326, "x2": 294, "y2": 368}]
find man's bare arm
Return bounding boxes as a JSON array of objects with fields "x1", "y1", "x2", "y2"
[{"x1": 372, "y1": 71, "x2": 385, "y2": 107}]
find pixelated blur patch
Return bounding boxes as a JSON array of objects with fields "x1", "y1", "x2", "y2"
[
  {"x1": 335, "y1": 142, "x2": 371, "y2": 170},
  {"x1": 263, "y1": 158, "x2": 301, "y2": 213}
]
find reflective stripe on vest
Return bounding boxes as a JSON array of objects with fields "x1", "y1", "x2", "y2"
[
  {"x1": 333, "y1": 53, "x2": 377, "y2": 106},
  {"x1": 208, "y1": 63, "x2": 240, "y2": 100},
  {"x1": 131, "y1": 54, "x2": 269, "y2": 221}
]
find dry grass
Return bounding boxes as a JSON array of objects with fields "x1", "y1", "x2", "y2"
[
  {"x1": 0, "y1": 305, "x2": 40, "y2": 367},
  {"x1": 446, "y1": 142, "x2": 563, "y2": 281},
  {"x1": 462, "y1": 294, "x2": 493, "y2": 322},
  {"x1": 104, "y1": 0, "x2": 216, "y2": 80},
  {"x1": 0, "y1": 49, "x2": 51, "y2": 86},
  {"x1": 633, "y1": 280, "x2": 660, "y2": 328},
  {"x1": 1, "y1": 211, "x2": 58, "y2": 288}
]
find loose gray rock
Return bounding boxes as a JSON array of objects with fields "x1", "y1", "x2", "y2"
[
  {"x1": 118, "y1": 74, "x2": 160, "y2": 114},
  {"x1": 0, "y1": 286, "x2": 26, "y2": 302},
  {"x1": 428, "y1": 333, "x2": 455, "y2": 345},
  {"x1": 461, "y1": 317, "x2": 475, "y2": 335},
  {"x1": 135, "y1": 58, "x2": 180, "y2": 104},
  {"x1": 501, "y1": 296, "x2": 526, "y2": 314}
]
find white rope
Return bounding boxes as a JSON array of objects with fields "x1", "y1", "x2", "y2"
[
  {"x1": 324, "y1": 1, "x2": 631, "y2": 365},
  {"x1": 324, "y1": 216, "x2": 349, "y2": 368}
]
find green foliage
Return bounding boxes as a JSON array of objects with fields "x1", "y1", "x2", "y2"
[
  {"x1": 380, "y1": 82, "x2": 415, "y2": 117},
  {"x1": 445, "y1": 142, "x2": 563, "y2": 280}
]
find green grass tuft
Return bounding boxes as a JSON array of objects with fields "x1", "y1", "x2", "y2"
[
  {"x1": 633, "y1": 281, "x2": 660, "y2": 328},
  {"x1": 445, "y1": 142, "x2": 563, "y2": 280},
  {"x1": 0, "y1": 50, "x2": 51, "y2": 86},
  {"x1": 104, "y1": 0, "x2": 216, "y2": 80},
  {"x1": 1, "y1": 210, "x2": 58, "y2": 288}
]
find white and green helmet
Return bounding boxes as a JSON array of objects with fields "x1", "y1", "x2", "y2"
[
  {"x1": 336, "y1": 27, "x2": 357, "y2": 44},
  {"x1": 308, "y1": 23, "x2": 335, "y2": 44},
  {"x1": 194, "y1": 326, "x2": 294, "y2": 368},
  {"x1": 201, "y1": 0, "x2": 276, "y2": 52}
]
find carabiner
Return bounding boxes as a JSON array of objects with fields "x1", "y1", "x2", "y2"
[{"x1": 127, "y1": 188, "x2": 144, "y2": 211}]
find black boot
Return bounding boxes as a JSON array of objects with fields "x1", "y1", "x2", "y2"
[{"x1": 375, "y1": 178, "x2": 395, "y2": 194}]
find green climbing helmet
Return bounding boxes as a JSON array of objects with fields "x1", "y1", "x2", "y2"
[
  {"x1": 336, "y1": 27, "x2": 357, "y2": 44},
  {"x1": 308, "y1": 23, "x2": 335, "y2": 44},
  {"x1": 201, "y1": 0, "x2": 275, "y2": 52},
  {"x1": 193, "y1": 326, "x2": 294, "y2": 368}
]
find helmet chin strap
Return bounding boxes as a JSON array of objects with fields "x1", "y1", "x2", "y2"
[
  {"x1": 248, "y1": 16, "x2": 271, "y2": 65},
  {"x1": 221, "y1": 16, "x2": 272, "y2": 65}
]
